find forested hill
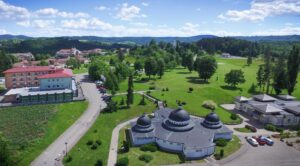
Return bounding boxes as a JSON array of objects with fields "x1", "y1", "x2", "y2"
[
  {"x1": 1, "y1": 34, "x2": 300, "y2": 44},
  {"x1": 0, "y1": 38, "x2": 132, "y2": 54}
]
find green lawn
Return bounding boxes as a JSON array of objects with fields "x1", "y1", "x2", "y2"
[
  {"x1": 234, "y1": 127, "x2": 253, "y2": 133},
  {"x1": 117, "y1": 128, "x2": 203, "y2": 166},
  {"x1": 118, "y1": 57, "x2": 300, "y2": 124},
  {"x1": 215, "y1": 135, "x2": 241, "y2": 159},
  {"x1": 0, "y1": 101, "x2": 88, "y2": 166},
  {"x1": 64, "y1": 94, "x2": 156, "y2": 166},
  {"x1": 73, "y1": 65, "x2": 88, "y2": 74}
]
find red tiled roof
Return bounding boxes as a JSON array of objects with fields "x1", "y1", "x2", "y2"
[
  {"x1": 3, "y1": 66, "x2": 55, "y2": 74},
  {"x1": 37, "y1": 68, "x2": 73, "y2": 79}
]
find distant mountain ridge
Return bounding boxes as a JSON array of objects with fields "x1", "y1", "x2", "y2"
[{"x1": 1, "y1": 34, "x2": 300, "y2": 44}]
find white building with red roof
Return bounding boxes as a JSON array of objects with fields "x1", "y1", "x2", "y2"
[{"x1": 2, "y1": 66, "x2": 76, "y2": 104}]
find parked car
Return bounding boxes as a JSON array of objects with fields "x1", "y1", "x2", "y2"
[
  {"x1": 252, "y1": 136, "x2": 266, "y2": 145},
  {"x1": 245, "y1": 136, "x2": 259, "y2": 146},
  {"x1": 259, "y1": 136, "x2": 274, "y2": 146}
]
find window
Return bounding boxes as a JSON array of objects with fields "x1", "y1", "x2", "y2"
[
  {"x1": 48, "y1": 86, "x2": 50, "y2": 88},
  {"x1": 57, "y1": 85, "x2": 59, "y2": 88}
]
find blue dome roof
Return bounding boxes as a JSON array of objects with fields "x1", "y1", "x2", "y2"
[
  {"x1": 137, "y1": 114, "x2": 151, "y2": 126},
  {"x1": 205, "y1": 113, "x2": 220, "y2": 123},
  {"x1": 169, "y1": 108, "x2": 190, "y2": 122}
]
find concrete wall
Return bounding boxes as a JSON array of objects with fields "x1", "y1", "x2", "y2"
[
  {"x1": 214, "y1": 132, "x2": 233, "y2": 140},
  {"x1": 156, "y1": 138, "x2": 183, "y2": 152},
  {"x1": 39, "y1": 77, "x2": 72, "y2": 90},
  {"x1": 184, "y1": 146, "x2": 214, "y2": 159},
  {"x1": 21, "y1": 93, "x2": 72, "y2": 104},
  {"x1": 131, "y1": 136, "x2": 155, "y2": 146}
]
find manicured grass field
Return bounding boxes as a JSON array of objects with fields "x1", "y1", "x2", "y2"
[
  {"x1": 118, "y1": 57, "x2": 300, "y2": 124},
  {"x1": 117, "y1": 128, "x2": 203, "y2": 166},
  {"x1": 234, "y1": 127, "x2": 253, "y2": 133},
  {"x1": 215, "y1": 135, "x2": 241, "y2": 158},
  {"x1": 64, "y1": 94, "x2": 156, "y2": 166},
  {"x1": 73, "y1": 65, "x2": 88, "y2": 74},
  {"x1": 0, "y1": 101, "x2": 88, "y2": 166}
]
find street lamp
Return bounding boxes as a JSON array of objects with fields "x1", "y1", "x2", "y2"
[{"x1": 65, "y1": 142, "x2": 68, "y2": 156}]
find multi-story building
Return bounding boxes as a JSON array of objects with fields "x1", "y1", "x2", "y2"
[
  {"x1": 3, "y1": 66, "x2": 60, "y2": 89},
  {"x1": 2, "y1": 67, "x2": 76, "y2": 104},
  {"x1": 56, "y1": 48, "x2": 81, "y2": 59},
  {"x1": 234, "y1": 94, "x2": 300, "y2": 126}
]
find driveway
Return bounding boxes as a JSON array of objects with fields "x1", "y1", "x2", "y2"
[{"x1": 31, "y1": 74, "x2": 106, "y2": 166}]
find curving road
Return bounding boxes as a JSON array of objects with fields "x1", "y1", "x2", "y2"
[{"x1": 31, "y1": 74, "x2": 106, "y2": 166}]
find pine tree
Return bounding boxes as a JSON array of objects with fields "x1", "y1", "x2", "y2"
[
  {"x1": 273, "y1": 57, "x2": 287, "y2": 95},
  {"x1": 126, "y1": 75, "x2": 134, "y2": 107},
  {"x1": 247, "y1": 56, "x2": 252, "y2": 66},
  {"x1": 256, "y1": 65, "x2": 264, "y2": 92},
  {"x1": 287, "y1": 45, "x2": 300, "y2": 95},
  {"x1": 263, "y1": 47, "x2": 272, "y2": 94}
]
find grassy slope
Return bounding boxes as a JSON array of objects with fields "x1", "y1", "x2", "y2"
[
  {"x1": 65, "y1": 94, "x2": 156, "y2": 166},
  {"x1": 215, "y1": 135, "x2": 241, "y2": 158},
  {"x1": 0, "y1": 101, "x2": 88, "y2": 166}
]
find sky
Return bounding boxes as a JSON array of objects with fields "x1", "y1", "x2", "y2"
[{"x1": 0, "y1": 0, "x2": 300, "y2": 37}]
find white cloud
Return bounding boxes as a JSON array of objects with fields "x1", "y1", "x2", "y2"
[
  {"x1": 219, "y1": 0, "x2": 300, "y2": 21},
  {"x1": 252, "y1": 26, "x2": 300, "y2": 35},
  {"x1": 36, "y1": 8, "x2": 89, "y2": 18},
  {"x1": 95, "y1": 6, "x2": 109, "y2": 11},
  {"x1": 0, "y1": 0, "x2": 30, "y2": 20},
  {"x1": 17, "y1": 19, "x2": 55, "y2": 28},
  {"x1": 142, "y1": 2, "x2": 149, "y2": 7},
  {"x1": 116, "y1": 3, "x2": 146, "y2": 21},
  {"x1": 0, "y1": 28, "x2": 7, "y2": 34},
  {"x1": 130, "y1": 22, "x2": 149, "y2": 27}
]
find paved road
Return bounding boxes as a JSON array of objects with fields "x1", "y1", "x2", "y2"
[
  {"x1": 31, "y1": 74, "x2": 106, "y2": 166},
  {"x1": 107, "y1": 117, "x2": 138, "y2": 166}
]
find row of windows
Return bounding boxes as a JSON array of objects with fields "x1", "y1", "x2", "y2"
[
  {"x1": 12, "y1": 72, "x2": 49, "y2": 77},
  {"x1": 13, "y1": 77, "x2": 38, "y2": 81}
]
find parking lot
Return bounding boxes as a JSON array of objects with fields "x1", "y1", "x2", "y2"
[{"x1": 221, "y1": 137, "x2": 300, "y2": 166}]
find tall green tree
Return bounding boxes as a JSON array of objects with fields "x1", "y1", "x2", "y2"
[
  {"x1": 88, "y1": 58, "x2": 109, "y2": 81},
  {"x1": 195, "y1": 56, "x2": 217, "y2": 82},
  {"x1": 117, "y1": 49, "x2": 125, "y2": 62},
  {"x1": 157, "y1": 58, "x2": 165, "y2": 78},
  {"x1": 126, "y1": 74, "x2": 134, "y2": 107},
  {"x1": 0, "y1": 51, "x2": 14, "y2": 77},
  {"x1": 273, "y1": 57, "x2": 287, "y2": 95},
  {"x1": 66, "y1": 57, "x2": 80, "y2": 69},
  {"x1": 224, "y1": 69, "x2": 246, "y2": 87},
  {"x1": 263, "y1": 46, "x2": 272, "y2": 94},
  {"x1": 256, "y1": 65, "x2": 265, "y2": 92},
  {"x1": 134, "y1": 60, "x2": 144, "y2": 71},
  {"x1": 37, "y1": 59, "x2": 49, "y2": 66},
  {"x1": 247, "y1": 56, "x2": 252, "y2": 66},
  {"x1": 144, "y1": 58, "x2": 157, "y2": 79},
  {"x1": 186, "y1": 53, "x2": 194, "y2": 72},
  {"x1": 287, "y1": 45, "x2": 300, "y2": 95}
]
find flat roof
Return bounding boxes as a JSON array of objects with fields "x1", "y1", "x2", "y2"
[{"x1": 5, "y1": 87, "x2": 72, "y2": 96}]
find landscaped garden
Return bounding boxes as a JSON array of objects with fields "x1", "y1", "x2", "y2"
[
  {"x1": 64, "y1": 94, "x2": 156, "y2": 166},
  {"x1": 0, "y1": 101, "x2": 88, "y2": 166}
]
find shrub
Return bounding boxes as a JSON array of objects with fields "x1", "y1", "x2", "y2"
[
  {"x1": 94, "y1": 159, "x2": 103, "y2": 166},
  {"x1": 86, "y1": 140, "x2": 93, "y2": 146},
  {"x1": 139, "y1": 95, "x2": 147, "y2": 105},
  {"x1": 215, "y1": 138, "x2": 227, "y2": 147},
  {"x1": 96, "y1": 140, "x2": 102, "y2": 146},
  {"x1": 181, "y1": 101, "x2": 187, "y2": 105},
  {"x1": 189, "y1": 87, "x2": 194, "y2": 92},
  {"x1": 214, "y1": 153, "x2": 221, "y2": 160},
  {"x1": 265, "y1": 124, "x2": 276, "y2": 131},
  {"x1": 64, "y1": 155, "x2": 72, "y2": 163},
  {"x1": 230, "y1": 113, "x2": 238, "y2": 120},
  {"x1": 91, "y1": 144, "x2": 98, "y2": 150},
  {"x1": 93, "y1": 129, "x2": 98, "y2": 133},
  {"x1": 245, "y1": 125, "x2": 257, "y2": 132},
  {"x1": 276, "y1": 127, "x2": 284, "y2": 133},
  {"x1": 149, "y1": 86, "x2": 156, "y2": 90},
  {"x1": 166, "y1": 87, "x2": 169, "y2": 91},
  {"x1": 139, "y1": 154, "x2": 153, "y2": 163},
  {"x1": 116, "y1": 157, "x2": 129, "y2": 166},
  {"x1": 202, "y1": 100, "x2": 217, "y2": 110},
  {"x1": 297, "y1": 130, "x2": 300, "y2": 137},
  {"x1": 162, "y1": 88, "x2": 165, "y2": 92},
  {"x1": 281, "y1": 132, "x2": 291, "y2": 139},
  {"x1": 220, "y1": 149, "x2": 224, "y2": 158},
  {"x1": 140, "y1": 143, "x2": 158, "y2": 152},
  {"x1": 122, "y1": 141, "x2": 129, "y2": 152},
  {"x1": 120, "y1": 98, "x2": 125, "y2": 106}
]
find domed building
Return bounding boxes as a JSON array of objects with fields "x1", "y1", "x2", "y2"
[{"x1": 129, "y1": 107, "x2": 233, "y2": 160}]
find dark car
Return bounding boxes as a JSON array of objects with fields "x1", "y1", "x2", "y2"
[{"x1": 252, "y1": 136, "x2": 266, "y2": 145}]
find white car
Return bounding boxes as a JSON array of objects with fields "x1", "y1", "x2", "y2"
[{"x1": 246, "y1": 136, "x2": 259, "y2": 146}]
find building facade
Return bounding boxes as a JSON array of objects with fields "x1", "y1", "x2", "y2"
[
  {"x1": 3, "y1": 67, "x2": 75, "y2": 104},
  {"x1": 129, "y1": 107, "x2": 233, "y2": 160},
  {"x1": 234, "y1": 94, "x2": 300, "y2": 126}
]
